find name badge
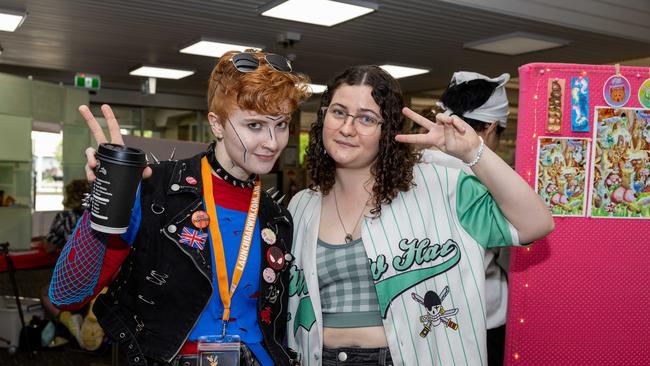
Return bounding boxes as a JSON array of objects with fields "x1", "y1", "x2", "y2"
[{"x1": 198, "y1": 335, "x2": 241, "y2": 366}]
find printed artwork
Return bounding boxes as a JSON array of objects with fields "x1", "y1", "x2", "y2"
[
  {"x1": 571, "y1": 77, "x2": 589, "y2": 132},
  {"x1": 639, "y1": 78, "x2": 650, "y2": 109},
  {"x1": 546, "y1": 78, "x2": 565, "y2": 133},
  {"x1": 589, "y1": 107, "x2": 650, "y2": 218},
  {"x1": 602, "y1": 75, "x2": 631, "y2": 108},
  {"x1": 536, "y1": 137, "x2": 590, "y2": 217},
  {"x1": 411, "y1": 286, "x2": 459, "y2": 338}
]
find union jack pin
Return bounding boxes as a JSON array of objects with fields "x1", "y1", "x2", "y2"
[{"x1": 179, "y1": 226, "x2": 208, "y2": 250}]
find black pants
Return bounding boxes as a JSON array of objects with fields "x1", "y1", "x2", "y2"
[
  {"x1": 487, "y1": 324, "x2": 506, "y2": 366},
  {"x1": 323, "y1": 347, "x2": 393, "y2": 366}
]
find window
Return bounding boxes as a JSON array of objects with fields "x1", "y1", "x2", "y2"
[{"x1": 32, "y1": 131, "x2": 63, "y2": 211}]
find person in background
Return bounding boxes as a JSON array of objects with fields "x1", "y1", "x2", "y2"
[
  {"x1": 436, "y1": 71, "x2": 512, "y2": 366},
  {"x1": 411, "y1": 106, "x2": 443, "y2": 149},
  {"x1": 42, "y1": 179, "x2": 89, "y2": 253},
  {"x1": 49, "y1": 50, "x2": 310, "y2": 365},
  {"x1": 417, "y1": 106, "x2": 442, "y2": 131},
  {"x1": 287, "y1": 65, "x2": 554, "y2": 365}
]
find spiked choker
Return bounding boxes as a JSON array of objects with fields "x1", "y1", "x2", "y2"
[{"x1": 206, "y1": 141, "x2": 256, "y2": 189}]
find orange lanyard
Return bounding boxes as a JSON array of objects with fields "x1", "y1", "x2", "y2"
[{"x1": 200, "y1": 157, "x2": 260, "y2": 334}]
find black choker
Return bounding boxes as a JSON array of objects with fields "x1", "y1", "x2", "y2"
[{"x1": 206, "y1": 141, "x2": 256, "y2": 189}]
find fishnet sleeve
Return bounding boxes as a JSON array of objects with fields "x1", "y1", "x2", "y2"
[{"x1": 49, "y1": 211, "x2": 120, "y2": 308}]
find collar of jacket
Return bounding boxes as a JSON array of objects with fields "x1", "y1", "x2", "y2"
[{"x1": 164, "y1": 152, "x2": 204, "y2": 197}]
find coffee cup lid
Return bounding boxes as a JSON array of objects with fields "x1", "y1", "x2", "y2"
[{"x1": 96, "y1": 143, "x2": 147, "y2": 167}]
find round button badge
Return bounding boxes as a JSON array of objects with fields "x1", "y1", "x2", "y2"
[
  {"x1": 639, "y1": 78, "x2": 650, "y2": 109},
  {"x1": 603, "y1": 74, "x2": 631, "y2": 108},
  {"x1": 262, "y1": 267, "x2": 276, "y2": 283},
  {"x1": 191, "y1": 211, "x2": 210, "y2": 229},
  {"x1": 266, "y1": 246, "x2": 285, "y2": 270},
  {"x1": 261, "y1": 228, "x2": 277, "y2": 245}
]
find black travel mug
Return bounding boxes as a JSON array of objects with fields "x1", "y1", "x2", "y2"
[{"x1": 90, "y1": 143, "x2": 147, "y2": 234}]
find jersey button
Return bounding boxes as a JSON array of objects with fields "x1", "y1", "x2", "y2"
[{"x1": 338, "y1": 351, "x2": 348, "y2": 361}]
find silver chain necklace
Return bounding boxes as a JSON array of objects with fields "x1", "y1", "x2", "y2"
[{"x1": 332, "y1": 188, "x2": 367, "y2": 244}]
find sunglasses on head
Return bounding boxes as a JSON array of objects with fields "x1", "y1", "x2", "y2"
[{"x1": 231, "y1": 52, "x2": 292, "y2": 73}]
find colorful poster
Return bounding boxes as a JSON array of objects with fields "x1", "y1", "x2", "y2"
[
  {"x1": 571, "y1": 77, "x2": 589, "y2": 132},
  {"x1": 536, "y1": 137, "x2": 590, "y2": 217},
  {"x1": 589, "y1": 107, "x2": 650, "y2": 218},
  {"x1": 602, "y1": 75, "x2": 631, "y2": 108},
  {"x1": 546, "y1": 78, "x2": 564, "y2": 133},
  {"x1": 639, "y1": 78, "x2": 650, "y2": 109}
]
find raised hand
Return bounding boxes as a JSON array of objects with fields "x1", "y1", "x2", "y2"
[
  {"x1": 396, "y1": 107, "x2": 482, "y2": 163},
  {"x1": 79, "y1": 104, "x2": 152, "y2": 182}
]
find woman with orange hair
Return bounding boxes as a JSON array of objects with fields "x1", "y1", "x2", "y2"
[{"x1": 49, "y1": 50, "x2": 310, "y2": 366}]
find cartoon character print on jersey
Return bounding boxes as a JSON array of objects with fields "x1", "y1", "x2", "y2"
[{"x1": 411, "y1": 286, "x2": 459, "y2": 338}]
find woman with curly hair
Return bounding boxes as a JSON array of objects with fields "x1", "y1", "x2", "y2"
[
  {"x1": 49, "y1": 50, "x2": 310, "y2": 366},
  {"x1": 287, "y1": 65, "x2": 554, "y2": 366}
]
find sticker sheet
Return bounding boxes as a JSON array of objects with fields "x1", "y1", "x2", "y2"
[
  {"x1": 535, "y1": 136, "x2": 591, "y2": 216},
  {"x1": 571, "y1": 77, "x2": 589, "y2": 132},
  {"x1": 589, "y1": 107, "x2": 650, "y2": 218},
  {"x1": 546, "y1": 78, "x2": 565, "y2": 133}
]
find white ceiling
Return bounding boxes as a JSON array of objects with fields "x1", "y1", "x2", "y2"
[
  {"x1": 0, "y1": 0, "x2": 648, "y2": 102},
  {"x1": 440, "y1": 0, "x2": 650, "y2": 43}
]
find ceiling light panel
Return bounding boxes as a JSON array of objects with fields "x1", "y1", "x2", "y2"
[
  {"x1": 261, "y1": 0, "x2": 376, "y2": 27},
  {"x1": 464, "y1": 32, "x2": 569, "y2": 55},
  {"x1": 379, "y1": 64, "x2": 429, "y2": 79},
  {"x1": 0, "y1": 9, "x2": 26, "y2": 32},
  {"x1": 129, "y1": 66, "x2": 194, "y2": 80},
  {"x1": 180, "y1": 40, "x2": 258, "y2": 58}
]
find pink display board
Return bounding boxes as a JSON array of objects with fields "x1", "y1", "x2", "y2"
[{"x1": 507, "y1": 63, "x2": 650, "y2": 365}]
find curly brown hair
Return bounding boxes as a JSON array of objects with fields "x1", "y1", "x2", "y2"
[
  {"x1": 207, "y1": 49, "x2": 311, "y2": 122},
  {"x1": 305, "y1": 65, "x2": 420, "y2": 217}
]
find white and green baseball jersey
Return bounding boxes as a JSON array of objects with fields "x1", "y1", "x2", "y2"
[
  {"x1": 287, "y1": 151, "x2": 525, "y2": 366},
  {"x1": 426, "y1": 150, "x2": 510, "y2": 330}
]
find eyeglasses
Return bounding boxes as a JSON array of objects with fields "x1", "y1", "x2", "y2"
[
  {"x1": 231, "y1": 52, "x2": 292, "y2": 73},
  {"x1": 321, "y1": 106, "x2": 383, "y2": 136}
]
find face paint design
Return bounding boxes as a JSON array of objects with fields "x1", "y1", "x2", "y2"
[
  {"x1": 212, "y1": 108, "x2": 290, "y2": 179},
  {"x1": 227, "y1": 118, "x2": 249, "y2": 164}
]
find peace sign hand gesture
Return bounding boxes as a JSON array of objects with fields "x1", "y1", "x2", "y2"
[
  {"x1": 396, "y1": 107, "x2": 482, "y2": 164},
  {"x1": 80, "y1": 104, "x2": 153, "y2": 182}
]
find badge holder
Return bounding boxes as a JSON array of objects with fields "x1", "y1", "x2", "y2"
[{"x1": 198, "y1": 334, "x2": 241, "y2": 366}]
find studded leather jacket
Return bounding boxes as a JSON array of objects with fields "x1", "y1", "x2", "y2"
[{"x1": 93, "y1": 150, "x2": 296, "y2": 365}]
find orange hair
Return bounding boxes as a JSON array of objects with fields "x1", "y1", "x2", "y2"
[{"x1": 207, "y1": 49, "x2": 311, "y2": 123}]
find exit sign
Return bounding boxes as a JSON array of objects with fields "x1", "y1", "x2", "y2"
[{"x1": 75, "y1": 73, "x2": 101, "y2": 90}]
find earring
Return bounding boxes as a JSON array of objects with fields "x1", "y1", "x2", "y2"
[{"x1": 216, "y1": 135, "x2": 223, "y2": 142}]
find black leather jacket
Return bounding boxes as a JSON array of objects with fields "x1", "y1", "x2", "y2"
[{"x1": 93, "y1": 150, "x2": 295, "y2": 365}]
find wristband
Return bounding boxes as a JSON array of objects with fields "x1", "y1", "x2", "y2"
[{"x1": 464, "y1": 136, "x2": 485, "y2": 168}]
